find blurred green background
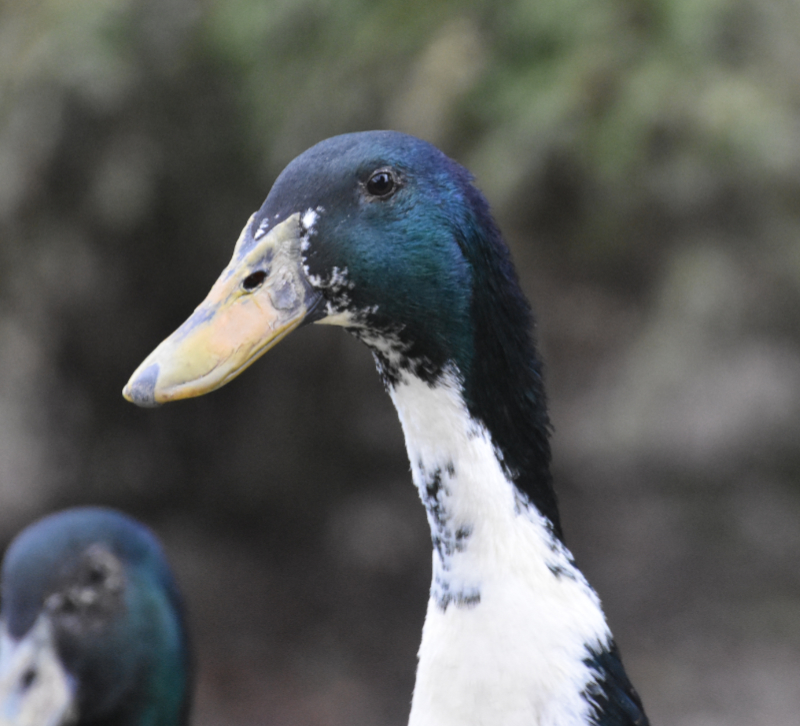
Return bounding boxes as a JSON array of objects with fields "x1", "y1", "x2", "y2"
[{"x1": 2, "y1": 0, "x2": 800, "y2": 723}]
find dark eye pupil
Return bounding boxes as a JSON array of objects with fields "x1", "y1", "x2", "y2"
[
  {"x1": 367, "y1": 171, "x2": 395, "y2": 197},
  {"x1": 242, "y1": 271, "x2": 267, "y2": 291},
  {"x1": 87, "y1": 566, "x2": 106, "y2": 585}
]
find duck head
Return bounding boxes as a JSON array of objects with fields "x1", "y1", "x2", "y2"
[
  {"x1": 123, "y1": 131, "x2": 554, "y2": 529},
  {"x1": 0, "y1": 508, "x2": 190, "y2": 726},
  {"x1": 122, "y1": 131, "x2": 505, "y2": 404}
]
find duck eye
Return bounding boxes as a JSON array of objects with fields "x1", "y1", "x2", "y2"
[
  {"x1": 87, "y1": 565, "x2": 106, "y2": 585},
  {"x1": 242, "y1": 271, "x2": 267, "y2": 291},
  {"x1": 366, "y1": 170, "x2": 396, "y2": 198}
]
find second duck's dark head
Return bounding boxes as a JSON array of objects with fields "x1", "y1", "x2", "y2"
[{"x1": 0, "y1": 507, "x2": 191, "y2": 726}]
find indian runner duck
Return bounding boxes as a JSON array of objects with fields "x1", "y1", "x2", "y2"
[
  {"x1": 0, "y1": 507, "x2": 191, "y2": 726},
  {"x1": 124, "y1": 130, "x2": 648, "y2": 726}
]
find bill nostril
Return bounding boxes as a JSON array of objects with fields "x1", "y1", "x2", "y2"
[{"x1": 242, "y1": 271, "x2": 267, "y2": 291}]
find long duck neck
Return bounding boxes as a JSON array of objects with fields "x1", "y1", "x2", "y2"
[
  {"x1": 358, "y1": 206, "x2": 636, "y2": 725},
  {"x1": 383, "y1": 358, "x2": 615, "y2": 725},
  {"x1": 387, "y1": 365, "x2": 555, "y2": 608}
]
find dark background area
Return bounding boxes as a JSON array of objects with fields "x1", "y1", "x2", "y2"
[{"x1": 1, "y1": 1, "x2": 800, "y2": 724}]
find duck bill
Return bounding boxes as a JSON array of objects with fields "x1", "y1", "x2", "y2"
[
  {"x1": 123, "y1": 213, "x2": 319, "y2": 407},
  {"x1": 0, "y1": 617, "x2": 76, "y2": 726}
]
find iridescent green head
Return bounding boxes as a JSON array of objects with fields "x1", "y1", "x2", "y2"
[
  {"x1": 124, "y1": 131, "x2": 556, "y2": 531},
  {"x1": 123, "y1": 131, "x2": 486, "y2": 402}
]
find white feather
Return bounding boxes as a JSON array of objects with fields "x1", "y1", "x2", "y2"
[{"x1": 389, "y1": 369, "x2": 612, "y2": 726}]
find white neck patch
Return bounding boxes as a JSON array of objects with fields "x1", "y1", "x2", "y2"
[
  {"x1": 0, "y1": 618, "x2": 76, "y2": 726},
  {"x1": 388, "y1": 368, "x2": 613, "y2": 726}
]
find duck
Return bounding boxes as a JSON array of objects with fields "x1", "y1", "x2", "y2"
[
  {"x1": 0, "y1": 507, "x2": 191, "y2": 726},
  {"x1": 123, "y1": 130, "x2": 649, "y2": 726}
]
